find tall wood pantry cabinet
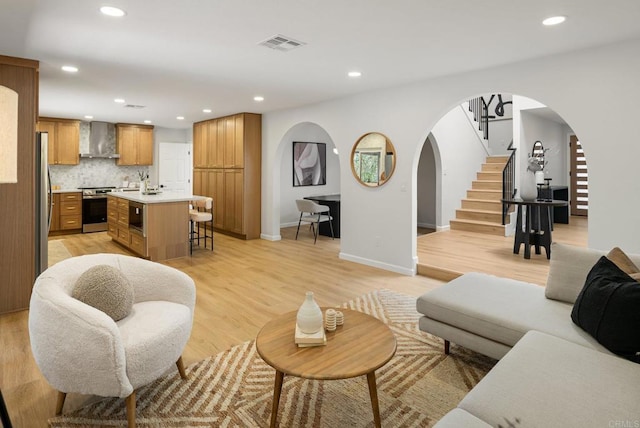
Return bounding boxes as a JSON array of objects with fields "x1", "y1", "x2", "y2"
[
  {"x1": 0, "y1": 55, "x2": 39, "y2": 314},
  {"x1": 193, "y1": 113, "x2": 261, "y2": 239}
]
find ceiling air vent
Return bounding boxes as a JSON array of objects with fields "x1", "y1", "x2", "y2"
[
  {"x1": 124, "y1": 104, "x2": 146, "y2": 109},
  {"x1": 258, "y1": 34, "x2": 306, "y2": 52}
]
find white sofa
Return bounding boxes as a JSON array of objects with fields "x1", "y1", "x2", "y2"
[{"x1": 417, "y1": 243, "x2": 640, "y2": 427}]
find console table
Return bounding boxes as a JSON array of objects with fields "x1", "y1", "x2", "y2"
[
  {"x1": 502, "y1": 198, "x2": 568, "y2": 260},
  {"x1": 303, "y1": 194, "x2": 340, "y2": 238}
]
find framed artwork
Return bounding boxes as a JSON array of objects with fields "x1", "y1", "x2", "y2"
[{"x1": 292, "y1": 141, "x2": 326, "y2": 186}]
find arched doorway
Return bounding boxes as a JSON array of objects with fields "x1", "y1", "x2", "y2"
[
  {"x1": 274, "y1": 122, "x2": 340, "y2": 241},
  {"x1": 417, "y1": 134, "x2": 441, "y2": 235},
  {"x1": 415, "y1": 93, "x2": 588, "y2": 283}
]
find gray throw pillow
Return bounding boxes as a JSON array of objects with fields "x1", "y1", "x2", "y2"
[
  {"x1": 545, "y1": 243, "x2": 605, "y2": 304},
  {"x1": 72, "y1": 265, "x2": 134, "y2": 321}
]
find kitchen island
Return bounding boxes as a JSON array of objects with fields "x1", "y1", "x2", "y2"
[{"x1": 107, "y1": 191, "x2": 201, "y2": 261}]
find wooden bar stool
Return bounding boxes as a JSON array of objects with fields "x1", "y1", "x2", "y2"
[{"x1": 189, "y1": 197, "x2": 213, "y2": 254}]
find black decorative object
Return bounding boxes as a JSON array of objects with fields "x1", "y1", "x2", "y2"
[{"x1": 293, "y1": 142, "x2": 326, "y2": 187}]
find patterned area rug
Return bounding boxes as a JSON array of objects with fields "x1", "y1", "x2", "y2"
[{"x1": 49, "y1": 290, "x2": 496, "y2": 427}]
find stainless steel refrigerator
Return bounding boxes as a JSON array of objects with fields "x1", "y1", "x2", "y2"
[{"x1": 35, "y1": 131, "x2": 52, "y2": 275}]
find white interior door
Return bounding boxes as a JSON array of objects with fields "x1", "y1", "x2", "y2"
[{"x1": 158, "y1": 142, "x2": 192, "y2": 192}]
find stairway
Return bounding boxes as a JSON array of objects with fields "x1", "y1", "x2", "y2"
[{"x1": 450, "y1": 155, "x2": 511, "y2": 235}]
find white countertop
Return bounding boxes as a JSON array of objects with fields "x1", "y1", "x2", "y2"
[
  {"x1": 108, "y1": 191, "x2": 203, "y2": 204},
  {"x1": 52, "y1": 188, "x2": 81, "y2": 193}
]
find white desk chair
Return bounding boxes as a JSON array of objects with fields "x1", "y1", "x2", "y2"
[
  {"x1": 295, "y1": 199, "x2": 335, "y2": 244},
  {"x1": 189, "y1": 197, "x2": 213, "y2": 254}
]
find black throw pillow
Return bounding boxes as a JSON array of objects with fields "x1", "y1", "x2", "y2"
[{"x1": 571, "y1": 256, "x2": 640, "y2": 363}]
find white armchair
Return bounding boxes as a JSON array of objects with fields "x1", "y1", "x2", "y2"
[{"x1": 28, "y1": 253, "x2": 196, "y2": 427}]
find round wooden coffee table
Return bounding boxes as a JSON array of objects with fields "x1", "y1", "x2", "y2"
[{"x1": 256, "y1": 308, "x2": 396, "y2": 428}]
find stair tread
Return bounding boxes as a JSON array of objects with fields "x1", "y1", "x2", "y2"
[
  {"x1": 474, "y1": 180, "x2": 502, "y2": 183},
  {"x1": 468, "y1": 189, "x2": 502, "y2": 193},
  {"x1": 457, "y1": 208, "x2": 503, "y2": 214},
  {"x1": 450, "y1": 218, "x2": 505, "y2": 227},
  {"x1": 463, "y1": 198, "x2": 503, "y2": 203}
]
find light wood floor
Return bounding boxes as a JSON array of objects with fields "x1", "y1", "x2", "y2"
[
  {"x1": 0, "y1": 219, "x2": 587, "y2": 426},
  {"x1": 0, "y1": 227, "x2": 443, "y2": 427},
  {"x1": 417, "y1": 216, "x2": 588, "y2": 284}
]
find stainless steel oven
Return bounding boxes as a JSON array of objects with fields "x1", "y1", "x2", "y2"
[{"x1": 81, "y1": 187, "x2": 114, "y2": 233}]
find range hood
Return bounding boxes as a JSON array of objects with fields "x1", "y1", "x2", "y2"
[{"x1": 80, "y1": 121, "x2": 120, "y2": 159}]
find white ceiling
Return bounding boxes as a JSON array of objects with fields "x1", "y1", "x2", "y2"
[{"x1": 2, "y1": 0, "x2": 640, "y2": 129}]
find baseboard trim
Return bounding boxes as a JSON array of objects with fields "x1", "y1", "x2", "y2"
[
  {"x1": 339, "y1": 252, "x2": 415, "y2": 276},
  {"x1": 417, "y1": 222, "x2": 436, "y2": 229},
  {"x1": 260, "y1": 233, "x2": 281, "y2": 241},
  {"x1": 280, "y1": 221, "x2": 299, "y2": 228},
  {"x1": 436, "y1": 225, "x2": 450, "y2": 232}
]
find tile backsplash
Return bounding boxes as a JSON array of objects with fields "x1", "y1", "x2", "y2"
[{"x1": 49, "y1": 121, "x2": 149, "y2": 189}]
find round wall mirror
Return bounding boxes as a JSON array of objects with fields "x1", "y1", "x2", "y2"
[
  {"x1": 531, "y1": 140, "x2": 545, "y2": 170},
  {"x1": 350, "y1": 132, "x2": 396, "y2": 187}
]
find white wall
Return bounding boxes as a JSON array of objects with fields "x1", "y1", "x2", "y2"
[
  {"x1": 262, "y1": 38, "x2": 640, "y2": 274},
  {"x1": 488, "y1": 119, "x2": 514, "y2": 155},
  {"x1": 278, "y1": 122, "x2": 340, "y2": 227},
  {"x1": 430, "y1": 106, "x2": 488, "y2": 227},
  {"x1": 520, "y1": 111, "x2": 568, "y2": 186}
]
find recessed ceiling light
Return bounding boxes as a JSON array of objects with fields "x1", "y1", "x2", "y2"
[
  {"x1": 100, "y1": 6, "x2": 126, "y2": 17},
  {"x1": 176, "y1": 116, "x2": 185, "y2": 120},
  {"x1": 84, "y1": 115, "x2": 93, "y2": 119},
  {"x1": 348, "y1": 71, "x2": 362, "y2": 78},
  {"x1": 114, "y1": 98, "x2": 125, "y2": 103},
  {"x1": 61, "y1": 65, "x2": 78, "y2": 73},
  {"x1": 542, "y1": 16, "x2": 566, "y2": 26},
  {"x1": 254, "y1": 96, "x2": 264, "y2": 102},
  {"x1": 203, "y1": 108, "x2": 212, "y2": 113},
  {"x1": 143, "y1": 120, "x2": 152, "y2": 124}
]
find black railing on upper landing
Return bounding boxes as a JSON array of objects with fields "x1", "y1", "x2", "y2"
[
  {"x1": 468, "y1": 94, "x2": 513, "y2": 143},
  {"x1": 468, "y1": 96, "x2": 493, "y2": 141},
  {"x1": 502, "y1": 141, "x2": 517, "y2": 225}
]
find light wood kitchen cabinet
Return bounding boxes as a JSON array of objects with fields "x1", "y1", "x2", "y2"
[
  {"x1": 193, "y1": 168, "x2": 224, "y2": 229},
  {"x1": 210, "y1": 119, "x2": 223, "y2": 168},
  {"x1": 37, "y1": 118, "x2": 80, "y2": 165},
  {"x1": 194, "y1": 119, "x2": 227, "y2": 168},
  {"x1": 193, "y1": 169, "x2": 206, "y2": 196},
  {"x1": 107, "y1": 195, "x2": 142, "y2": 251},
  {"x1": 115, "y1": 198, "x2": 130, "y2": 247},
  {"x1": 223, "y1": 116, "x2": 237, "y2": 168},
  {"x1": 192, "y1": 113, "x2": 261, "y2": 239},
  {"x1": 50, "y1": 194, "x2": 60, "y2": 232},
  {"x1": 193, "y1": 122, "x2": 208, "y2": 168},
  {"x1": 116, "y1": 123, "x2": 154, "y2": 166},
  {"x1": 224, "y1": 169, "x2": 244, "y2": 234},
  {"x1": 49, "y1": 192, "x2": 82, "y2": 234},
  {"x1": 207, "y1": 169, "x2": 225, "y2": 230}
]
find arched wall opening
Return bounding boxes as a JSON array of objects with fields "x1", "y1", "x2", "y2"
[
  {"x1": 273, "y1": 122, "x2": 340, "y2": 239},
  {"x1": 417, "y1": 134, "x2": 442, "y2": 232},
  {"x1": 414, "y1": 93, "x2": 588, "y2": 272}
]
